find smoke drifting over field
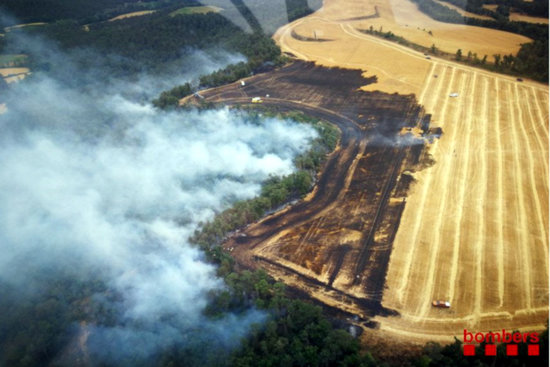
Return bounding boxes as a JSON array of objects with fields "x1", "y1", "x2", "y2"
[{"x1": 0, "y1": 32, "x2": 316, "y2": 363}]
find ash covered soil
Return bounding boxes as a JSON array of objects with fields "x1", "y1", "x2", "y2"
[{"x1": 190, "y1": 61, "x2": 437, "y2": 331}]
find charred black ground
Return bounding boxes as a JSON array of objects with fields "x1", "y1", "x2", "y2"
[{"x1": 189, "y1": 61, "x2": 436, "y2": 328}]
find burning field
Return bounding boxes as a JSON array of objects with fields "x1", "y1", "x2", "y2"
[
  {"x1": 195, "y1": 61, "x2": 439, "y2": 327},
  {"x1": 197, "y1": 0, "x2": 548, "y2": 344}
]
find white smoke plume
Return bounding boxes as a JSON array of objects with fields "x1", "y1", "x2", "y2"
[{"x1": 0, "y1": 31, "x2": 317, "y2": 364}]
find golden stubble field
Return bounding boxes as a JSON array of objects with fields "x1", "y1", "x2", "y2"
[
  {"x1": 274, "y1": 0, "x2": 532, "y2": 94},
  {"x1": 0, "y1": 67, "x2": 30, "y2": 83},
  {"x1": 273, "y1": 0, "x2": 549, "y2": 342},
  {"x1": 108, "y1": 10, "x2": 156, "y2": 22},
  {"x1": 482, "y1": 4, "x2": 549, "y2": 24},
  {"x1": 433, "y1": 0, "x2": 492, "y2": 20}
]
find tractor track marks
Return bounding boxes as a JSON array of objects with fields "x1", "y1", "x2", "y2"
[
  {"x1": 381, "y1": 63, "x2": 547, "y2": 338},
  {"x1": 492, "y1": 77, "x2": 505, "y2": 308},
  {"x1": 395, "y1": 66, "x2": 455, "y2": 306},
  {"x1": 506, "y1": 81, "x2": 533, "y2": 311}
]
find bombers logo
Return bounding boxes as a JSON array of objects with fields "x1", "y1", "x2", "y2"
[{"x1": 463, "y1": 329, "x2": 540, "y2": 356}]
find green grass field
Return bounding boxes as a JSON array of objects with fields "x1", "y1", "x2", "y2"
[
  {"x1": 0, "y1": 54, "x2": 28, "y2": 67},
  {"x1": 169, "y1": 6, "x2": 222, "y2": 17}
]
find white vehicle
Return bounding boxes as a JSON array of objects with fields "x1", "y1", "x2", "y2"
[
  {"x1": 432, "y1": 300, "x2": 451, "y2": 308},
  {"x1": 241, "y1": 80, "x2": 246, "y2": 86},
  {"x1": 251, "y1": 96, "x2": 263, "y2": 103},
  {"x1": 449, "y1": 92, "x2": 459, "y2": 97}
]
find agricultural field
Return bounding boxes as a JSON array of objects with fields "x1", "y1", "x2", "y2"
[
  {"x1": 433, "y1": 0, "x2": 492, "y2": 20},
  {"x1": 509, "y1": 12, "x2": 549, "y2": 24},
  {"x1": 0, "y1": 0, "x2": 547, "y2": 363},
  {"x1": 108, "y1": 10, "x2": 156, "y2": 22},
  {"x1": 169, "y1": 6, "x2": 222, "y2": 17},
  {"x1": 269, "y1": 0, "x2": 549, "y2": 342},
  {"x1": 0, "y1": 67, "x2": 30, "y2": 83},
  {"x1": 482, "y1": 4, "x2": 548, "y2": 24},
  {"x1": 3, "y1": 22, "x2": 47, "y2": 32},
  {"x1": 381, "y1": 62, "x2": 549, "y2": 341},
  {"x1": 0, "y1": 54, "x2": 27, "y2": 68},
  {"x1": 273, "y1": 0, "x2": 532, "y2": 94}
]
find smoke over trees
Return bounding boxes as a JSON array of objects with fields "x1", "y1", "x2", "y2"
[{"x1": 0, "y1": 28, "x2": 318, "y2": 366}]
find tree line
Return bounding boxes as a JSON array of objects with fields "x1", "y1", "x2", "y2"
[
  {"x1": 1, "y1": 0, "x2": 314, "y2": 79},
  {"x1": 360, "y1": 25, "x2": 547, "y2": 81},
  {"x1": 0, "y1": 0, "x2": 198, "y2": 26},
  {"x1": 395, "y1": 0, "x2": 548, "y2": 81},
  {"x1": 454, "y1": 40, "x2": 548, "y2": 81},
  {"x1": 438, "y1": 0, "x2": 548, "y2": 19},
  {"x1": 153, "y1": 56, "x2": 286, "y2": 109},
  {"x1": 409, "y1": 0, "x2": 548, "y2": 40}
]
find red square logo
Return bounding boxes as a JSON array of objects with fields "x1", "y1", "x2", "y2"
[
  {"x1": 528, "y1": 344, "x2": 539, "y2": 356},
  {"x1": 485, "y1": 344, "x2": 497, "y2": 356},
  {"x1": 464, "y1": 344, "x2": 475, "y2": 356},
  {"x1": 506, "y1": 344, "x2": 518, "y2": 356}
]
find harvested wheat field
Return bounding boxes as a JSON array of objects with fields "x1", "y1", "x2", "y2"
[
  {"x1": 380, "y1": 64, "x2": 549, "y2": 341},
  {"x1": 108, "y1": 10, "x2": 156, "y2": 22},
  {"x1": 269, "y1": 0, "x2": 548, "y2": 342},
  {"x1": 3, "y1": 22, "x2": 47, "y2": 32},
  {"x1": 509, "y1": 13, "x2": 549, "y2": 24},
  {"x1": 274, "y1": 0, "x2": 531, "y2": 94},
  {"x1": 0, "y1": 67, "x2": 30, "y2": 83},
  {"x1": 433, "y1": 0, "x2": 493, "y2": 20},
  {"x1": 482, "y1": 5, "x2": 549, "y2": 24}
]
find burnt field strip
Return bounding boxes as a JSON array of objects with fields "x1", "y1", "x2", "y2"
[{"x1": 196, "y1": 62, "x2": 435, "y2": 322}]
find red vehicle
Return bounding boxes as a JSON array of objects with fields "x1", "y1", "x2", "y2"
[{"x1": 432, "y1": 300, "x2": 451, "y2": 308}]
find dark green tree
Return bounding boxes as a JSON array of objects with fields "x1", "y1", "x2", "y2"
[
  {"x1": 493, "y1": 54, "x2": 501, "y2": 68},
  {"x1": 455, "y1": 49, "x2": 462, "y2": 61}
]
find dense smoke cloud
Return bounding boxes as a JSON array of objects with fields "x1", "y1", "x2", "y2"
[{"x1": 0, "y1": 30, "x2": 317, "y2": 364}]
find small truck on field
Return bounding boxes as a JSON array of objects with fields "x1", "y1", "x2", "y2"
[{"x1": 432, "y1": 300, "x2": 451, "y2": 308}]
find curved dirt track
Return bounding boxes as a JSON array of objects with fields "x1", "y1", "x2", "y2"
[{"x1": 271, "y1": 0, "x2": 549, "y2": 342}]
